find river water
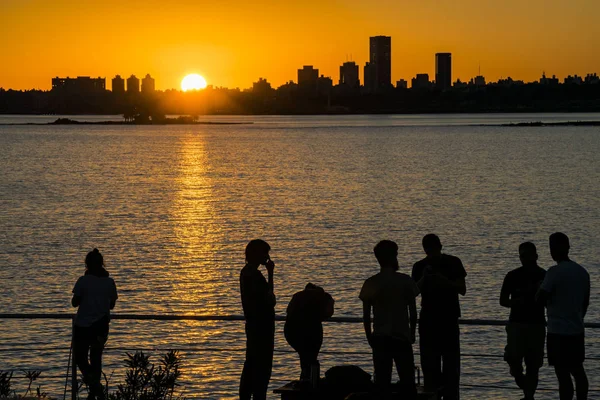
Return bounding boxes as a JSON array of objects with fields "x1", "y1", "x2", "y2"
[{"x1": 1, "y1": 114, "x2": 599, "y2": 399}]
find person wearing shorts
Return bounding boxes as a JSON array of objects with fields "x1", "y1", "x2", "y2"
[
  {"x1": 537, "y1": 233, "x2": 590, "y2": 400},
  {"x1": 500, "y1": 242, "x2": 546, "y2": 400}
]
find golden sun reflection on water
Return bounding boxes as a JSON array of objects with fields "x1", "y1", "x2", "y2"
[{"x1": 170, "y1": 134, "x2": 226, "y2": 318}]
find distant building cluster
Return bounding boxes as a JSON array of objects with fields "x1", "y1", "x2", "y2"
[
  {"x1": 50, "y1": 35, "x2": 600, "y2": 97},
  {"x1": 52, "y1": 76, "x2": 105, "y2": 92},
  {"x1": 52, "y1": 74, "x2": 156, "y2": 95}
]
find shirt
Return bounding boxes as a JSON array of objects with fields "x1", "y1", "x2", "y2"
[
  {"x1": 359, "y1": 269, "x2": 420, "y2": 341},
  {"x1": 72, "y1": 275, "x2": 118, "y2": 327},
  {"x1": 240, "y1": 265, "x2": 275, "y2": 323},
  {"x1": 412, "y1": 254, "x2": 467, "y2": 322},
  {"x1": 540, "y1": 260, "x2": 590, "y2": 335},
  {"x1": 500, "y1": 265, "x2": 546, "y2": 324},
  {"x1": 286, "y1": 287, "x2": 334, "y2": 327}
]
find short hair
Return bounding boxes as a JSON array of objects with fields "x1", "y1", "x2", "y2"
[
  {"x1": 422, "y1": 234, "x2": 442, "y2": 250},
  {"x1": 374, "y1": 240, "x2": 398, "y2": 262},
  {"x1": 519, "y1": 242, "x2": 537, "y2": 257},
  {"x1": 245, "y1": 239, "x2": 271, "y2": 261},
  {"x1": 549, "y1": 232, "x2": 570, "y2": 251}
]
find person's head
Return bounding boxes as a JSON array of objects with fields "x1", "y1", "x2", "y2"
[
  {"x1": 304, "y1": 282, "x2": 324, "y2": 292},
  {"x1": 518, "y1": 242, "x2": 538, "y2": 265},
  {"x1": 422, "y1": 234, "x2": 442, "y2": 257},
  {"x1": 373, "y1": 240, "x2": 399, "y2": 270},
  {"x1": 245, "y1": 239, "x2": 271, "y2": 265},
  {"x1": 85, "y1": 248, "x2": 104, "y2": 271},
  {"x1": 549, "y1": 232, "x2": 570, "y2": 261}
]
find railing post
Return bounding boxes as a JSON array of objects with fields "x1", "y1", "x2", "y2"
[{"x1": 71, "y1": 319, "x2": 77, "y2": 400}]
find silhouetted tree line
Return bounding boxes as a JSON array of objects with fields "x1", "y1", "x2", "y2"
[{"x1": 1, "y1": 83, "x2": 599, "y2": 115}]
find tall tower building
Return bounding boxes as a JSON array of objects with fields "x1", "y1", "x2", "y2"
[
  {"x1": 435, "y1": 53, "x2": 452, "y2": 90},
  {"x1": 127, "y1": 75, "x2": 140, "y2": 93},
  {"x1": 141, "y1": 74, "x2": 155, "y2": 93},
  {"x1": 367, "y1": 36, "x2": 391, "y2": 92},
  {"x1": 298, "y1": 66, "x2": 319, "y2": 94},
  {"x1": 339, "y1": 61, "x2": 360, "y2": 89},
  {"x1": 112, "y1": 75, "x2": 125, "y2": 94}
]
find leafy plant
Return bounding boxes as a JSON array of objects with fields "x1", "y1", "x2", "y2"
[
  {"x1": 22, "y1": 370, "x2": 41, "y2": 397},
  {"x1": 0, "y1": 370, "x2": 13, "y2": 397},
  {"x1": 108, "y1": 351, "x2": 183, "y2": 400}
]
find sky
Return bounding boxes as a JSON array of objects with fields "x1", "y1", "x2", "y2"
[{"x1": 1, "y1": 0, "x2": 598, "y2": 91}]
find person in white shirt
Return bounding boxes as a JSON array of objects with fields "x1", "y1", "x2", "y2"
[
  {"x1": 71, "y1": 249, "x2": 118, "y2": 400},
  {"x1": 537, "y1": 233, "x2": 590, "y2": 400},
  {"x1": 360, "y1": 240, "x2": 419, "y2": 399}
]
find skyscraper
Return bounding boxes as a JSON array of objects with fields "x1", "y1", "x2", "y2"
[
  {"x1": 339, "y1": 61, "x2": 359, "y2": 89},
  {"x1": 435, "y1": 53, "x2": 452, "y2": 90},
  {"x1": 298, "y1": 66, "x2": 319, "y2": 94},
  {"x1": 365, "y1": 36, "x2": 391, "y2": 92},
  {"x1": 127, "y1": 75, "x2": 140, "y2": 93},
  {"x1": 112, "y1": 75, "x2": 125, "y2": 94},
  {"x1": 141, "y1": 74, "x2": 155, "y2": 93}
]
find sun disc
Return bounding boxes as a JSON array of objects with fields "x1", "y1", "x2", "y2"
[{"x1": 181, "y1": 74, "x2": 207, "y2": 91}]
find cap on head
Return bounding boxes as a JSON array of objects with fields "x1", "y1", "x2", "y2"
[{"x1": 245, "y1": 239, "x2": 271, "y2": 264}]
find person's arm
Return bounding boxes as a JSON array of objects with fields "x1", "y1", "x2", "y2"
[
  {"x1": 412, "y1": 263, "x2": 426, "y2": 292},
  {"x1": 71, "y1": 278, "x2": 82, "y2": 307},
  {"x1": 536, "y1": 268, "x2": 554, "y2": 306},
  {"x1": 110, "y1": 280, "x2": 118, "y2": 310},
  {"x1": 322, "y1": 293, "x2": 335, "y2": 320},
  {"x1": 266, "y1": 259, "x2": 276, "y2": 307},
  {"x1": 431, "y1": 258, "x2": 467, "y2": 296},
  {"x1": 428, "y1": 272, "x2": 466, "y2": 295},
  {"x1": 362, "y1": 301, "x2": 373, "y2": 346},
  {"x1": 240, "y1": 273, "x2": 258, "y2": 319},
  {"x1": 583, "y1": 274, "x2": 590, "y2": 318},
  {"x1": 409, "y1": 296, "x2": 417, "y2": 344},
  {"x1": 499, "y1": 275, "x2": 511, "y2": 308}
]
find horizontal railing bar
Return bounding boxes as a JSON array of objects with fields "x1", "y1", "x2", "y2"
[{"x1": 1, "y1": 313, "x2": 599, "y2": 328}]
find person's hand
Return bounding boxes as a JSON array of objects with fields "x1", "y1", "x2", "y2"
[{"x1": 265, "y1": 258, "x2": 275, "y2": 275}]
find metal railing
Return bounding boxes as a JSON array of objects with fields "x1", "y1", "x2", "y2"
[{"x1": 1, "y1": 313, "x2": 599, "y2": 399}]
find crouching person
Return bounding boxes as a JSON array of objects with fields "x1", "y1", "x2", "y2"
[
  {"x1": 360, "y1": 240, "x2": 419, "y2": 399},
  {"x1": 284, "y1": 283, "x2": 335, "y2": 383},
  {"x1": 71, "y1": 249, "x2": 118, "y2": 400}
]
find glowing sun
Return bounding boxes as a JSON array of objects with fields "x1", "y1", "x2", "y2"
[{"x1": 181, "y1": 74, "x2": 207, "y2": 91}]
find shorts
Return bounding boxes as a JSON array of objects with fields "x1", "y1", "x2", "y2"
[
  {"x1": 504, "y1": 323, "x2": 545, "y2": 369},
  {"x1": 547, "y1": 333, "x2": 585, "y2": 367}
]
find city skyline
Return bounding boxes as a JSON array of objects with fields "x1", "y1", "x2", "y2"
[{"x1": 1, "y1": 0, "x2": 599, "y2": 91}]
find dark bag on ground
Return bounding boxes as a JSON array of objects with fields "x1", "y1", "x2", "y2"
[{"x1": 323, "y1": 365, "x2": 373, "y2": 399}]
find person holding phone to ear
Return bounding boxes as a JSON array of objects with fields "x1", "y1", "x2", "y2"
[{"x1": 239, "y1": 239, "x2": 276, "y2": 400}]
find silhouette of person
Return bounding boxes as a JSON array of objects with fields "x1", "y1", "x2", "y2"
[
  {"x1": 284, "y1": 283, "x2": 334, "y2": 382},
  {"x1": 71, "y1": 249, "x2": 118, "y2": 400},
  {"x1": 537, "y1": 233, "x2": 590, "y2": 400},
  {"x1": 412, "y1": 234, "x2": 466, "y2": 400},
  {"x1": 500, "y1": 242, "x2": 546, "y2": 400},
  {"x1": 360, "y1": 240, "x2": 419, "y2": 398},
  {"x1": 239, "y1": 239, "x2": 276, "y2": 400}
]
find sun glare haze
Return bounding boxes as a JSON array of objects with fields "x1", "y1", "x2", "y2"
[{"x1": 181, "y1": 74, "x2": 208, "y2": 91}]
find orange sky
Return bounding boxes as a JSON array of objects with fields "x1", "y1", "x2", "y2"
[{"x1": 1, "y1": 0, "x2": 598, "y2": 90}]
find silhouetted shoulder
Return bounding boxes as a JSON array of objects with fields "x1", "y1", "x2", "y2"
[
  {"x1": 412, "y1": 258, "x2": 428, "y2": 281},
  {"x1": 442, "y1": 254, "x2": 467, "y2": 277}
]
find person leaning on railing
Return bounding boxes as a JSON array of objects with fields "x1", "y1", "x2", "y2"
[{"x1": 71, "y1": 248, "x2": 118, "y2": 400}]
